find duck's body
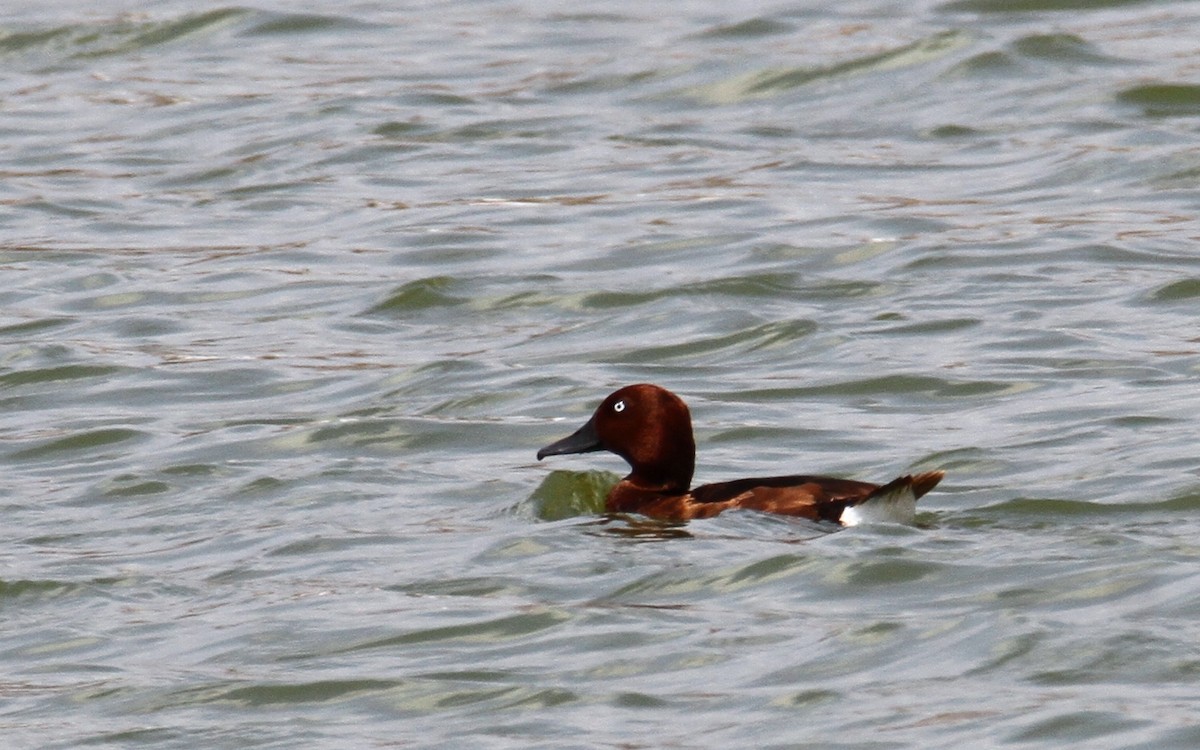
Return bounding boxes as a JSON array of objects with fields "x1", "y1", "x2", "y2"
[{"x1": 537, "y1": 384, "x2": 943, "y2": 525}]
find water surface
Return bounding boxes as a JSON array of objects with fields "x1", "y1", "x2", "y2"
[{"x1": 4, "y1": 1, "x2": 1200, "y2": 747}]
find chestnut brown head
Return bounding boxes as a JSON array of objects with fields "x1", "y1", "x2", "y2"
[{"x1": 537, "y1": 384, "x2": 696, "y2": 492}]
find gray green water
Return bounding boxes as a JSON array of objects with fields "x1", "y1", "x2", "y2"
[{"x1": 4, "y1": 1, "x2": 1200, "y2": 747}]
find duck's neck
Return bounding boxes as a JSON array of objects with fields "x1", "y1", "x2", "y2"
[{"x1": 626, "y1": 431, "x2": 694, "y2": 494}]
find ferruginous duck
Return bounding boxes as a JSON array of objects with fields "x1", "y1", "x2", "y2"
[{"x1": 537, "y1": 383, "x2": 944, "y2": 525}]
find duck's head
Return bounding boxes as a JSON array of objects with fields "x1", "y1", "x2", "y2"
[{"x1": 537, "y1": 383, "x2": 696, "y2": 491}]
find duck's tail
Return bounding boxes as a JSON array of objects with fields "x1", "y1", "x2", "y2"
[
  {"x1": 840, "y1": 470, "x2": 945, "y2": 526},
  {"x1": 909, "y1": 470, "x2": 945, "y2": 499}
]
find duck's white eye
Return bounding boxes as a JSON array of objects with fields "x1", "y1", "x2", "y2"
[{"x1": 613, "y1": 400, "x2": 626, "y2": 413}]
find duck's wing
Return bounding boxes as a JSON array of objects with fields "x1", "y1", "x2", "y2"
[
  {"x1": 690, "y1": 470, "x2": 945, "y2": 525},
  {"x1": 689, "y1": 475, "x2": 881, "y2": 522}
]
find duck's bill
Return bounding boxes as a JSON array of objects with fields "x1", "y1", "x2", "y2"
[{"x1": 537, "y1": 417, "x2": 602, "y2": 459}]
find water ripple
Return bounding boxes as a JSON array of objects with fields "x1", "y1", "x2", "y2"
[{"x1": 5, "y1": 1, "x2": 1200, "y2": 748}]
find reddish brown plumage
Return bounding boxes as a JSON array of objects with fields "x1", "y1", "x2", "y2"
[{"x1": 538, "y1": 384, "x2": 944, "y2": 524}]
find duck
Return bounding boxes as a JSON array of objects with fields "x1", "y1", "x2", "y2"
[{"x1": 537, "y1": 383, "x2": 943, "y2": 525}]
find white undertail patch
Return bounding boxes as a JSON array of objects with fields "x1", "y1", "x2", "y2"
[{"x1": 840, "y1": 484, "x2": 918, "y2": 527}]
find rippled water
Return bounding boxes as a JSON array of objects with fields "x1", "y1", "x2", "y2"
[{"x1": 4, "y1": 1, "x2": 1200, "y2": 747}]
